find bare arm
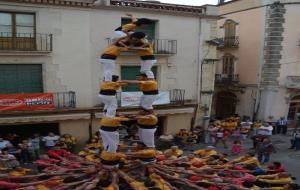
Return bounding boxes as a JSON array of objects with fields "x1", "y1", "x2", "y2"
[
  {"x1": 120, "y1": 80, "x2": 141, "y2": 84},
  {"x1": 126, "y1": 13, "x2": 138, "y2": 23}
]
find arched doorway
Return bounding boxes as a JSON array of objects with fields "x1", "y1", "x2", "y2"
[
  {"x1": 288, "y1": 95, "x2": 300, "y2": 120},
  {"x1": 215, "y1": 91, "x2": 237, "y2": 119}
]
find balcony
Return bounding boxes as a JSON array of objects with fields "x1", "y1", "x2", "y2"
[
  {"x1": 217, "y1": 36, "x2": 239, "y2": 49},
  {"x1": 0, "y1": 32, "x2": 52, "y2": 53},
  {"x1": 111, "y1": 89, "x2": 185, "y2": 108},
  {"x1": 215, "y1": 74, "x2": 240, "y2": 85},
  {"x1": 53, "y1": 91, "x2": 76, "y2": 109},
  {"x1": 106, "y1": 38, "x2": 177, "y2": 55}
]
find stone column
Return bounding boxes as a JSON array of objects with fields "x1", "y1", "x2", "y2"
[{"x1": 258, "y1": 2, "x2": 286, "y2": 120}]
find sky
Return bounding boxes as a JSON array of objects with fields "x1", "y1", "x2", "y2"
[{"x1": 158, "y1": 0, "x2": 219, "y2": 6}]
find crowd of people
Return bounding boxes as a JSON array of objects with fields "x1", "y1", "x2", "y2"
[
  {"x1": 0, "y1": 136, "x2": 298, "y2": 190},
  {"x1": 0, "y1": 133, "x2": 76, "y2": 167}
]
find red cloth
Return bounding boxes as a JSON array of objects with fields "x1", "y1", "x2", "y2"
[
  {"x1": 47, "y1": 149, "x2": 70, "y2": 159},
  {"x1": 0, "y1": 181, "x2": 20, "y2": 189},
  {"x1": 156, "y1": 155, "x2": 166, "y2": 162},
  {"x1": 36, "y1": 159, "x2": 63, "y2": 169},
  {"x1": 267, "y1": 165, "x2": 286, "y2": 173},
  {"x1": 208, "y1": 186, "x2": 219, "y2": 190},
  {"x1": 231, "y1": 144, "x2": 242, "y2": 154},
  {"x1": 189, "y1": 175, "x2": 202, "y2": 181},
  {"x1": 223, "y1": 131, "x2": 230, "y2": 140}
]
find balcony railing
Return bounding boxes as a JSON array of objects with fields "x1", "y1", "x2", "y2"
[
  {"x1": 107, "y1": 89, "x2": 185, "y2": 108},
  {"x1": 170, "y1": 89, "x2": 185, "y2": 105},
  {"x1": 53, "y1": 91, "x2": 76, "y2": 109},
  {"x1": 106, "y1": 38, "x2": 177, "y2": 55},
  {"x1": 215, "y1": 74, "x2": 240, "y2": 84},
  {"x1": 217, "y1": 36, "x2": 239, "y2": 49},
  {"x1": 0, "y1": 32, "x2": 52, "y2": 52}
]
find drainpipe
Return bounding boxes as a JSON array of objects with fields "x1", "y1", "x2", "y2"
[
  {"x1": 192, "y1": 16, "x2": 203, "y2": 129},
  {"x1": 195, "y1": 17, "x2": 202, "y2": 120}
]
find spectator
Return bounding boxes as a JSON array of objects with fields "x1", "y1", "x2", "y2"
[
  {"x1": 252, "y1": 120, "x2": 262, "y2": 136},
  {"x1": 231, "y1": 140, "x2": 243, "y2": 155},
  {"x1": 256, "y1": 138, "x2": 276, "y2": 164},
  {"x1": 6, "y1": 134, "x2": 20, "y2": 147},
  {"x1": 0, "y1": 138, "x2": 12, "y2": 151},
  {"x1": 18, "y1": 140, "x2": 33, "y2": 164},
  {"x1": 257, "y1": 122, "x2": 273, "y2": 137},
  {"x1": 289, "y1": 129, "x2": 300, "y2": 151},
  {"x1": 240, "y1": 120, "x2": 252, "y2": 140},
  {"x1": 207, "y1": 124, "x2": 218, "y2": 144},
  {"x1": 193, "y1": 126, "x2": 204, "y2": 143},
  {"x1": 214, "y1": 128, "x2": 229, "y2": 148},
  {"x1": 29, "y1": 133, "x2": 41, "y2": 160},
  {"x1": 42, "y1": 133, "x2": 59, "y2": 150},
  {"x1": 0, "y1": 148, "x2": 20, "y2": 168},
  {"x1": 276, "y1": 117, "x2": 288, "y2": 135}
]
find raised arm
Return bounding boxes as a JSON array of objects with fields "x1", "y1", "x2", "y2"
[{"x1": 126, "y1": 13, "x2": 138, "y2": 23}]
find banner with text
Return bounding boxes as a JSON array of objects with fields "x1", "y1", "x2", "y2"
[
  {"x1": 0, "y1": 93, "x2": 55, "y2": 111},
  {"x1": 121, "y1": 91, "x2": 170, "y2": 107}
]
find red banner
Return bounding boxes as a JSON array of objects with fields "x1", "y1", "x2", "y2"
[{"x1": 0, "y1": 93, "x2": 55, "y2": 111}]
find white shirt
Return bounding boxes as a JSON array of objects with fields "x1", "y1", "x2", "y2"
[
  {"x1": 257, "y1": 125, "x2": 273, "y2": 136},
  {"x1": 241, "y1": 122, "x2": 253, "y2": 129},
  {"x1": 42, "y1": 136, "x2": 59, "y2": 147}
]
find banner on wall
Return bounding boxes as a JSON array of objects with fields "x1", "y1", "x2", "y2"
[
  {"x1": 121, "y1": 91, "x2": 170, "y2": 107},
  {"x1": 0, "y1": 93, "x2": 55, "y2": 111}
]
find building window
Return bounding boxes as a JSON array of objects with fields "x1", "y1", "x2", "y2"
[
  {"x1": 121, "y1": 66, "x2": 157, "y2": 92},
  {"x1": 0, "y1": 64, "x2": 43, "y2": 93},
  {"x1": 222, "y1": 19, "x2": 238, "y2": 47},
  {"x1": 0, "y1": 12, "x2": 35, "y2": 50},
  {"x1": 121, "y1": 18, "x2": 156, "y2": 40},
  {"x1": 288, "y1": 95, "x2": 300, "y2": 120},
  {"x1": 223, "y1": 19, "x2": 236, "y2": 38},
  {"x1": 222, "y1": 54, "x2": 235, "y2": 75}
]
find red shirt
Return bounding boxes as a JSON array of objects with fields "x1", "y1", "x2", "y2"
[
  {"x1": 267, "y1": 165, "x2": 286, "y2": 173},
  {"x1": 0, "y1": 181, "x2": 20, "y2": 189}
]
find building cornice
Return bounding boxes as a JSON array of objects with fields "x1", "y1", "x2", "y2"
[{"x1": 0, "y1": 0, "x2": 219, "y2": 18}]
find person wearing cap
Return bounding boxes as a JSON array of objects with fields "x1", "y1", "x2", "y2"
[
  {"x1": 113, "y1": 13, "x2": 152, "y2": 40},
  {"x1": 99, "y1": 75, "x2": 127, "y2": 117},
  {"x1": 123, "y1": 73, "x2": 158, "y2": 112},
  {"x1": 99, "y1": 115, "x2": 129, "y2": 152}
]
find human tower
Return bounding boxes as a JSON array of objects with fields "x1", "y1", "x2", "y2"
[{"x1": 98, "y1": 14, "x2": 159, "y2": 168}]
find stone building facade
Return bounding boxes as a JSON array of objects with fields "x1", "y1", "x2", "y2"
[
  {"x1": 214, "y1": 0, "x2": 300, "y2": 122},
  {"x1": 0, "y1": 0, "x2": 218, "y2": 147}
]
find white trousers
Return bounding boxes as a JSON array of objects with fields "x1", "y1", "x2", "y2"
[
  {"x1": 138, "y1": 128, "x2": 157, "y2": 148},
  {"x1": 99, "y1": 94, "x2": 117, "y2": 117},
  {"x1": 140, "y1": 94, "x2": 157, "y2": 110},
  {"x1": 140, "y1": 59, "x2": 156, "y2": 79},
  {"x1": 99, "y1": 129, "x2": 119, "y2": 153},
  {"x1": 99, "y1": 58, "x2": 115, "y2": 82}
]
